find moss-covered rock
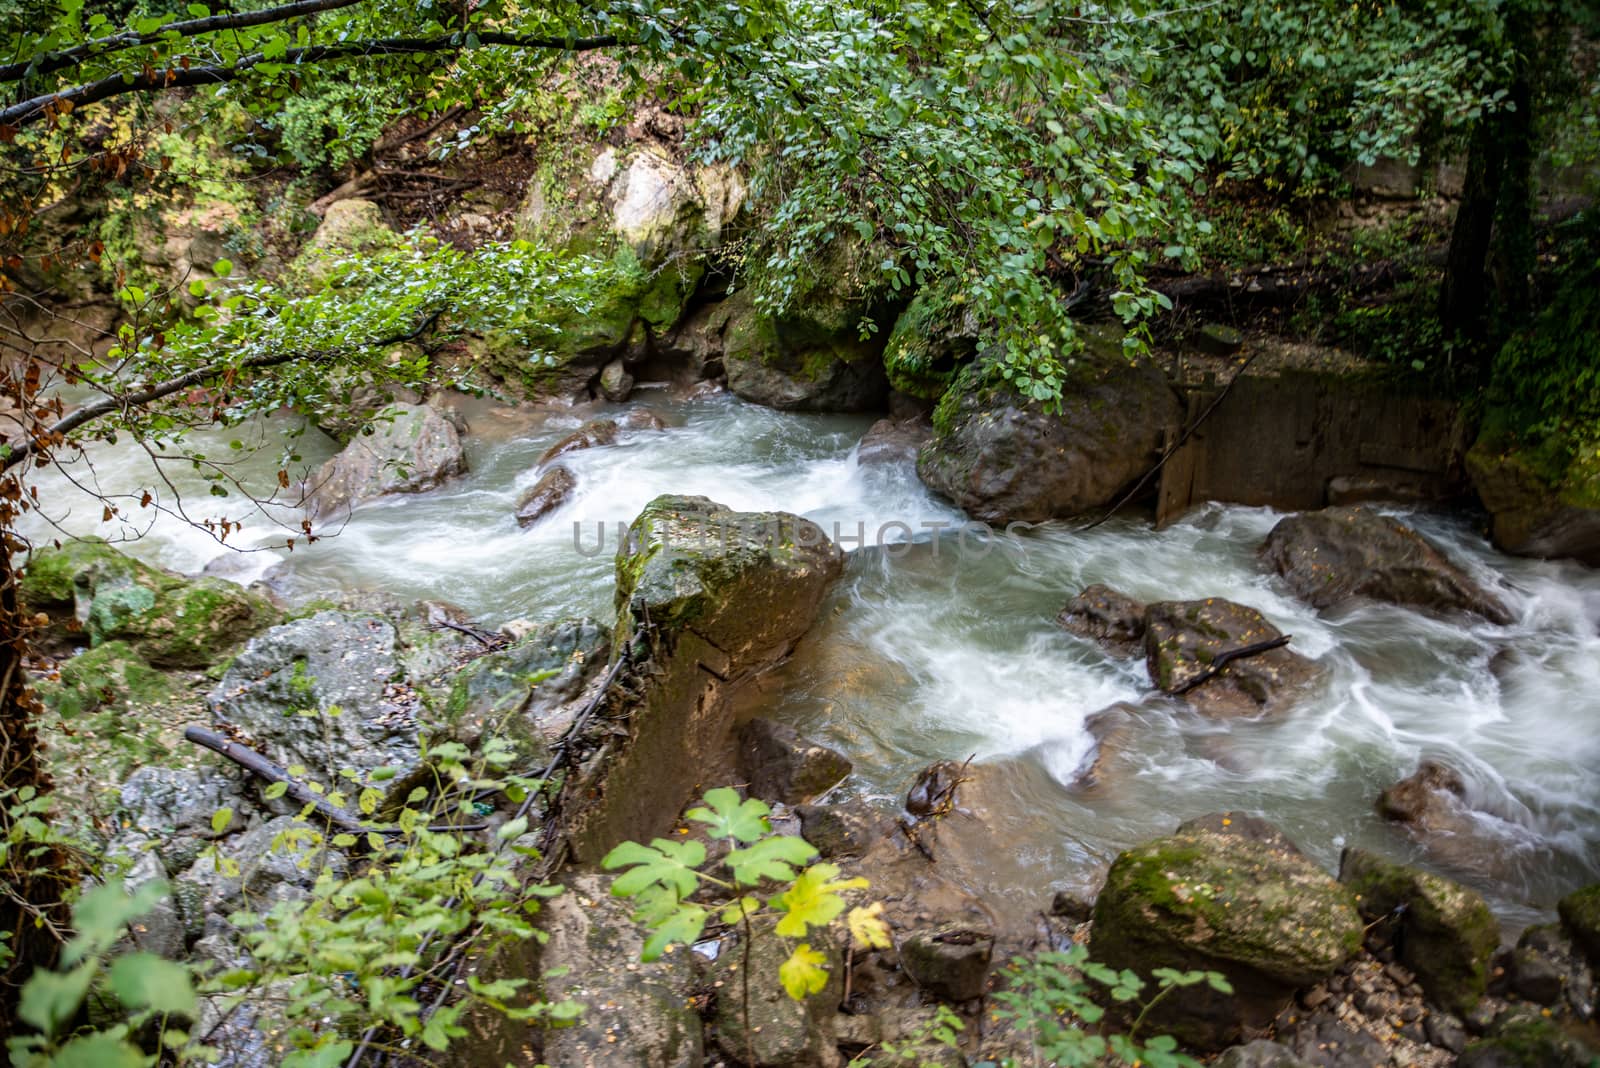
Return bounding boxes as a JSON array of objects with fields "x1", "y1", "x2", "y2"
[
  {"x1": 722, "y1": 285, "x2": 892, "y2": 413},
  {"x1": 1143, "y1": 598, "x2": 1321, "y2": 717},
  {"x1": 1466, "y1": 436, "x2": 1600, "y2": 566},
  {"x1": 882, "y1": 289, "x2": 981, "y2": 400},
  {"x1": 1337, "y1": 847, "x2": 1500, "y2": 1015},
  {"x1": 22, "y1": 538, "x2": 278, "y2": 669},
  {"x1": 1557, "y1": 883, "x2": 1600, "y2": 966},
  {"x1": 1458, "y1": 1013, "x2": 1598, "y2": 1068},
  {"x1": 291, "y1": 198, "x2": 405, "y2": 284},
  {"x1": 37, "y1": 640, "x2": 177, "y2": 722},
  {"x1": 917, "y1": 354, "x2": 1180, "y2": 523},
  {"x1": 1090, "y1": 823, "x2": 1362, "y2": 1049}
]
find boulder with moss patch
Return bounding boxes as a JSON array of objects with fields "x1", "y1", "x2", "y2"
[
  {"x1": 1090, "y1": 821, "x2": 1363, "y2": 1049},
  {"x1": 1143, "y1": 598, "x2": 1320, "y2": 717},
  {"x1": 1337, "y1": 847, "x2": 1500, "y2": 1015},
  {"x1": 918, "y1": 355, "x2": 1179, "y2": 523},
  {"x1": 37, "y1": 640, "x2": 177, "y2": 722},
  {"x1": 22, "y1": 538, "x2": 278, "y2": 669},
  {"x1": 722, "y1": 285, "x2": 892, "y2": 413},
  {"x1": 882, "y1": 289, "x2": 981, "y2": 401},
  {"x1": 1466, "y1": 438, "x2": 1600, "y2": 566},
  {"x1": 563, "y1": 495, "x2": 843, "y2": 861},
  {"x1": 1558, "y1": 883, "x2": 1600, "y2": 967}
]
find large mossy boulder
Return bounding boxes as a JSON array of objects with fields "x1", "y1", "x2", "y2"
[
  {"x1": 881, "y1": 288, "x2": 981, "y2": 401},
  {"x1": 722, "y1": 286, "x2": 892, "y2": 413},
  {"x1": 1090, "y1": 821, "x2": 1363, "y2": 1049},
  {"x1": 1143, "y1": 598, "x2": 1320, "y2": 717},
  {"x1": 1260, "y1": 506, "x2": 1513, "y2": 622},
  {"x1": 1458, "y1": 1013, "x2": 1598, "y2": 1068},
  {"x1": 1337, "y1": 847, "x2": 1499, "y2": 1015},
  {"x1": 564, "y1": 495, "x2": 843, "y2": 861},
  {"x1": 1467, "y1": 438, "x2": 1600, "y2": 566},
  {"x1": 917, "y1": 356, "x2": 1179, "y2": 523},
  {"x1": 208, "y1": 611, "x2": 419, "y2": 787},
  {"x1": 304, "y1": 401, "x2": 466, "y2": 522},
  {"x1": 21, "y1": 538, "x2": 277, "y2": 668},
  {"x1": 36, "y1": 640, "x2": 176, "y2": 722}
]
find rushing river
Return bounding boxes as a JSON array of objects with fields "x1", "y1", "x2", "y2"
[{"x1": 22, "y1": 387, "x2": 1600, "y2": 929}]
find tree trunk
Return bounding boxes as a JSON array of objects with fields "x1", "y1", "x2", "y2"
[
  {"x1": 0, "y1": 532, "x2": 68, "y2": 1034},
  {"x1": 1438, "y1": 116, "x2": 1506, "y2": 357}
]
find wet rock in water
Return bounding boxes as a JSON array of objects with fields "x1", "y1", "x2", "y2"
[
  {"x1": 1214, "y1": 1039, "x2": 1315, "y2": 1068},
  {"x1": 537, "y1": 874, "x2": 703, "y2": 1068},
  {"x1": 796, "y1": 801, "x2": 892, "y2": 858},
  {"x1": 1057, "y1": 583, "x2": 1146, "y2": 656},
  {"x1": 1176, "y1": 811, "x2": 1305, "y2": 855},
  {"x1": 537, "y1": 417, "x2": 620, "y2": 466},
  {"x1": 916, "y1": 356, "x2": 1179, "y2": 524},
  {"x1": 617, "y1": 407, "x2": 668, "y2": 431},
  {"x1": 716, "y1": 922, "x2": 843, "y2": 1066},
  {"x1": 514, "y1": 464, "x2": 577, "y2": 528},
  {"x1": 1050, "y1": 888, "x2": 1095, "y2": 923},
  {"x1": 1144, "y1": 598, "x2": 1319, "y2": 717},
  {"x1": 857, "y1": 417, "x2": 932, "y2": 467},
  {"x1": 20, "y1": 537, "x2": 278, "y2": 668},
  {"x1": 899, "y1": 921, "x2": 995, "y2": 1002},
  {"x1": 563, "y1": 495, "x2": 843, "y2": 861},
  {"x1": 1466, "y1": 440, "x2": 1600, "y2": 566},
  {"x1": 599, "y1": 358, "x2": 635, "y2": 402},
  {"x1": 1337, "y1": 847, "x2": 1500, "y2": 1015},
  {"x1": 305, "y1": 401, "x2": 467, "y2": 522},
  {"x1": 1375, "y1": 760, "x2": 1517, "y2": 876},
  {"x1": 1090, "y1": 820, "x2": 1363, "y2": 1049},
  {"x1": 906, "y1": 760, "x2": 968, "y2": 818},
  {"x1": 737, "y1": 718, "x2": 853, "y2": 804},
  {"x1": 208, "y1": 611, "x2": 418, "y2": 787},
  {"x1": 1559, "y1": 885, "x2": 1600, "y2": 966},
  {"x1": 1068, "y1": 704, "x2": 1139, "y2": 793},
  {"x1": 1260, "y1": 506, "x2": 1514, "y2": 623}
]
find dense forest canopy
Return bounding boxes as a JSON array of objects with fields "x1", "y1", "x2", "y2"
[{"x1": 0, "y1": 0, "x2": 1598, "y2": 1063}]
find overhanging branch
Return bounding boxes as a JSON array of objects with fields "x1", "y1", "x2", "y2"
[
  {"x1": 2, "y1": 31, "x2": 623, "y2": 129},
  {"x1": 2, "y1": 310, "x2": 442, "y2": 473}
]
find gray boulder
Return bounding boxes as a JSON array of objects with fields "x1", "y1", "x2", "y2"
[
  {"x1": 599, "y1": 358, "x2": 635, "y2": 402},
  {"x1": 1057, "y1": 583, "x2": 1146, "y2": 655},
  {"x1": 305, "y1": 402, "x2": 466, "y2": 521},
  {"x1": 514, "y1": 465, "x2": 577, "y2": 528},
  {"x1": 208, "y1": 611, "x2": 419, "y2": 786},
  {"x1": 1261, "y1": 506, "x2": 1513, "y2": 623},
  {"x1": 537, "y1": 417, "x2": 620, "y2": 466},
  {"x1": 917, "y1": 358, "x2": 1178, "y2": 523}
]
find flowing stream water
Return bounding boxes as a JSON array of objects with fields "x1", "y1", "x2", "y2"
[{"x1": 23, "y1": 387, "x2": 1600, "y2": 929}]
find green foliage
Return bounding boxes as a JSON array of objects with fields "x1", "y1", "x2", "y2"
[
  {"x1": 7, "y1": 879, "x2": 196, "y2": 1068},
  {"x1": 274, "y1": 75, "x2": 404, "y2": 173},
  {"x1": 603, "y1": 787, "x2": 885, "y2": 1000},
  {"x1": 847, "y1": 1004, "x2": 964, "y2": 1067},
  {"x1": 986, "y1": 944, "x2": 1229, "y2": 1068}
]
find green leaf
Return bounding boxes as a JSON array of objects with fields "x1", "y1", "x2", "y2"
[
  {"x1": 602, "y1": 838, "x2": 706, "y2": 899},
  {"x1": 684, "y1": 787, "x2": 770, "y2": 842},
  {"x1": 771, "y1": 864, "x2": 867, "y2": 938},
  {"x1": 211, "y1": 807, "x2": 234, "y2": 835},
  {"x1": 778, "y1": 943, "x2": 830, "y2": 1000},
  {"x1": 263, "y1": 781, "x2": 289, "y2": 800},
  {"x1": 49, "y1": 1031, "x2": 149, "y2": 1068},
  {"x1": 497, "y1": 816, "x2": 529, "y2": 841},
  {"x1": 282, "y1": 1040, "x2": 353, "y2": 1068},
  {"x1": 64, "y1": 880, "x2": 166, "y2": 964},
  {"x1": 724, "y1": 835, "x2": 817, "y2": 886},
  {"x1": 640, "y1": 903, "x2": 708, "y2": 962},
  {"x1": 19, "y1": 960, "x2": 97, "y2": 1037},
  {"x1": 107, "y1": 952, "x2": 196, "y2": 1015}
]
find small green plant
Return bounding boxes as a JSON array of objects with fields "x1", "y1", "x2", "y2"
[
  {"x1": 602, "y1": 787, "x2": 891, "y2": 998},
  {"x1": 987, "y1": 945, "x2": 1232, "y2": 1068},
  {"x1": 848, "y1": 1003, "x2": 965, "y2": 1067},
  {"x1": 7, "y1": 879, "x2": 199, "y2": 1067}
]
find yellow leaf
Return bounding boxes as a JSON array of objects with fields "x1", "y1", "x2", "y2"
[
  {"x1": 847, "y1": 903, "x2": 892, "y2": 950},
  {"x1": 778, "y1": 943, "x2": 830, "y2": 1000}
]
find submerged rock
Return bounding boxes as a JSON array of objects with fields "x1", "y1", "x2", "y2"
[
  {"x1": 1144, "y1": 598, "x2": 1319, "y2": 716},
  {"x1": 916, "y1": 358, "x2": 1178, "y2": 524},
  {"x1": 514, "y1": 465, "x2": 577, "y2": 527},
  {"x1": 536, "y1": 417, "x2": 620, "y2": 466},
  {"x1": 1260, "y1": 506, "x2": 1513, "y2": 623},
  {"x1": 1338, "y1": 847, "x2": 1500, "y2": 1015},
  {"x1": 305, "y1": 401, "x2": 466, "y2": 521},
  {"x1": 1090, "y1": 820, "x2": 1362, "y2": 1049},
  {"x1": 1057, "y1": 583, "x2": 1146, "y2": 655}
]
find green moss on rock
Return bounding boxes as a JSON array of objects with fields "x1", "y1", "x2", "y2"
[
  {"x1": 883, "y1": 289, "x2": 979, "y2": 400},
  {"x1": 1338, "y1": 847, "x2": 1500, "y2": 1015},
  {"x1": 1557, "y1": 883, "x2": 1600, "y2": 965}
]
